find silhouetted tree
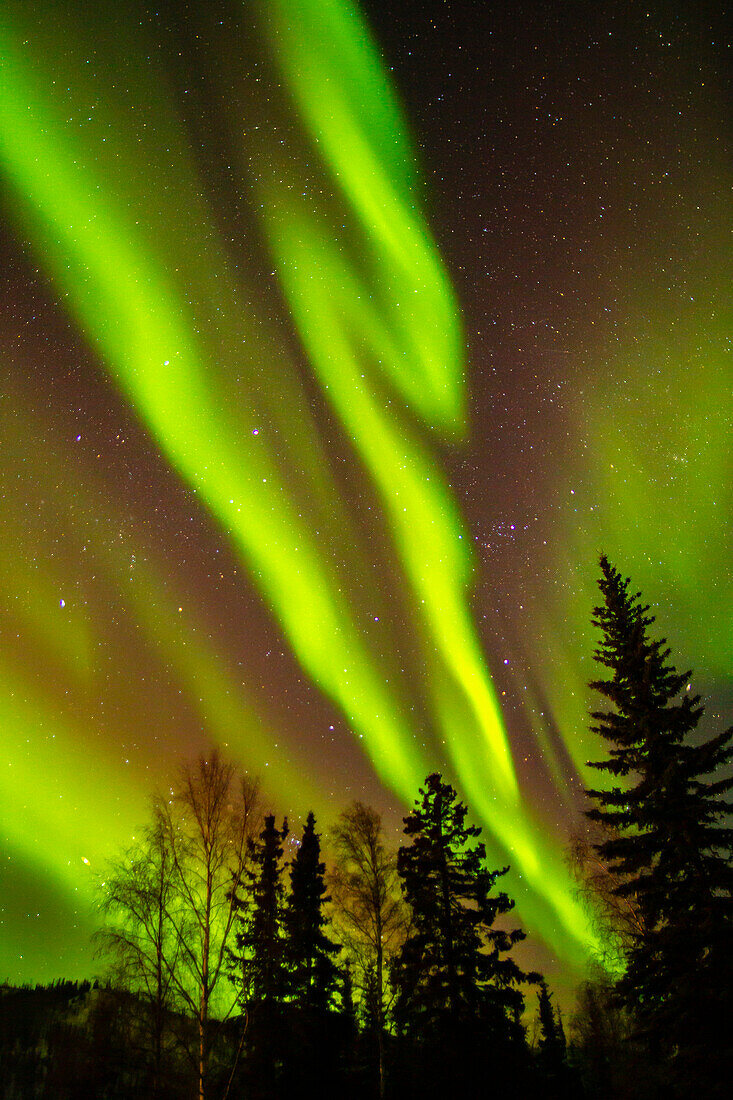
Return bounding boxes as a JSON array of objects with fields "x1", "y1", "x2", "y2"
[
  {"x1": 229, "y1": 813, "x2": 289, "y2": 1100},
  {"x1": 567, "y1": 819, "x2": 645, "y2": 969},
  {"x1": 585, "y1": 555, "x2": 733, "y2": 1096},
  {"x1": 95, "y1": 806, "x2": 178, "y2": 1096},
  {"x1": 231, "y1": 814, "x2": 289, "y2": 1007},
  {"x1": 279, "y1": 812, "x2": 342, "y2": 1098},
  {"x1": 393, "y1": 774, "x2": 535, "y2": 1097},
  {"x1": 570, "y1": 975, "x2": 651, "y2": 1100},
  {"x1": 338, "y1": 959, "x2": 361, "y2": 1094},
  {"x1": 340, "y1": 959, "x2": 357, "y2": 1027},
  {"x1": 535, "y1": 979, "x2": 576, "y2": 1097},
  {"x1": 537, "y1": 980, "x2": 565, "y2": 1062},
  {"x1": 158, "y1": 751, "x2": 259, "y2": 1100},
  {"x1": 330, "y1": 801, "x2": 407, "y2": 1098},
  {"x1": 284, "y1": 811, "x2": 340, "y2": 1011}
]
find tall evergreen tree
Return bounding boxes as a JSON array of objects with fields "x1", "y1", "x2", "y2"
[
  {"x1": 393, "y1": 774, "x2": 534, "y2": 1042},
  {"x1": 340, "y1": 959, "x2": 357, "y2": 1028},
  {"x1": 585, "y1": 555, "x2": 733, "y2": 1095},
  {"x1": 231, "y1": 814, "x2": 289, "y2": 1008},
  {"x1": 537, "y1": 980, "x2": 566, "y2": 1066},
  {"x1": 535, "y1": 979, "x2": 576, "y2": 1097},
  {"x1": 275, "y1": 814, "x2": 344, "y2": 1100},
  {"x1": 284, "y1": 811, "x2": 341, "y2": 1012},
  {"x1": 229, "y1": 813, "x2": 289, "y2": 1100}
]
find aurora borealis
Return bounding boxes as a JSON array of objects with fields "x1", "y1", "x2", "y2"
[{"x1": 1, "y1": 0, "x2": 730, "y2": 997}]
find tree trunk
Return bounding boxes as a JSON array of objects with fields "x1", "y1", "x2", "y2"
[
  {"x1": 198, "y1": 1012, "x2": 206, "y2": 1100},
  {"x1": 199, "y1": 869, "x2": 212, "y2": 1100},
  {"x1": 154, "y1": 875, "x2": 164, "y2": 1098},
  {"x1": 376, "y1": 918, "x2": 385, "y2": 1100},
  {"x1": 435, "y1": 789, "x2": 457, "y2": 1012}
]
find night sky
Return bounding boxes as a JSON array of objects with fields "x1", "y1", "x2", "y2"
[{"x1": 1, "y1": 0, "x2": 731, "y2": 1002}]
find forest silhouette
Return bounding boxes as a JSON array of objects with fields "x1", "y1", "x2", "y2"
[{"x1": 2, "y1": 558, "x2": 731, "y2": 1100}]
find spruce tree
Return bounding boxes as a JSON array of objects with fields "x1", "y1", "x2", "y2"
[
  {"x1": 340, "y1": 959, "x2": 357, "y2": 1028},
  {"x1": 393, "y1": 773, "x2": 533, "y2": 1041},
  {"x1": 229, "y1": 813, "x2": 289, "y2": 1100},
  {"x1": 536, "y1": 979, "x2": 573, "y2": 1098},
  {"x1": 231, "y1": 814, "x2": 289, "y2": 1007},
  {"x1": 586, "y1": 555, "x2": 733, "y2": 1095},
  {"x1": 537, "y1": 980, "x2": 566, "y2": 1064},
  {"x1": 284, "y1": 811, "x2": 341, "y2": 1012}
]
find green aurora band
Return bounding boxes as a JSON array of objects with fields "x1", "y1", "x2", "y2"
[{"x1": 7, "y1": 0, "x2": 729, "y2": 984}]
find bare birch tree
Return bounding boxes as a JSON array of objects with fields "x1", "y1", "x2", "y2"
[
  {"x1": 158, "y1": 751, "x2": 259, "y2": 1100},
  {"x1": 330, "y1": 802, "x2": 407, "y2": 1099},
  {"x1": 567, "y1": 820, "x2": 646, "y2": 969},
  {"x1": 97, "y1": 750, "x2": 258, "y2": 1100},
  {"x1": 95, "y1": 804, "x2": 179, "y2": 1097}
]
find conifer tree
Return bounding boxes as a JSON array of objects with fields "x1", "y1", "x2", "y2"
[
  {"x1": 586, "y1": 555, "x2": 733, "y2": 1095},
  {"x1": 229, "y1": 813, "x2": 289, "y2": 1100},
  {"x1": 537, "y1": 980, "x2": 566, "y2": 1064},
  {"x1": 340, "y1": 959, "x2": 357, "y2": 1027},
  {"x1": 393, "y1": 773, "x2": 533, "y2": 1040},
  {"x1": 284, "y1": 811, "x2": 341, "y2": 1012},
  {"x1": 231, "y1": 814, "x2": 289, "y2": 1008},
  {"x1": 536, "y1": 978, "x2": 572, "y2": 1098}
]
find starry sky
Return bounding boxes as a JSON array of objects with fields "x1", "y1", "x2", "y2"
[{"x1": 1, "y1": 0, "x2": 731, "y2": 1000}]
